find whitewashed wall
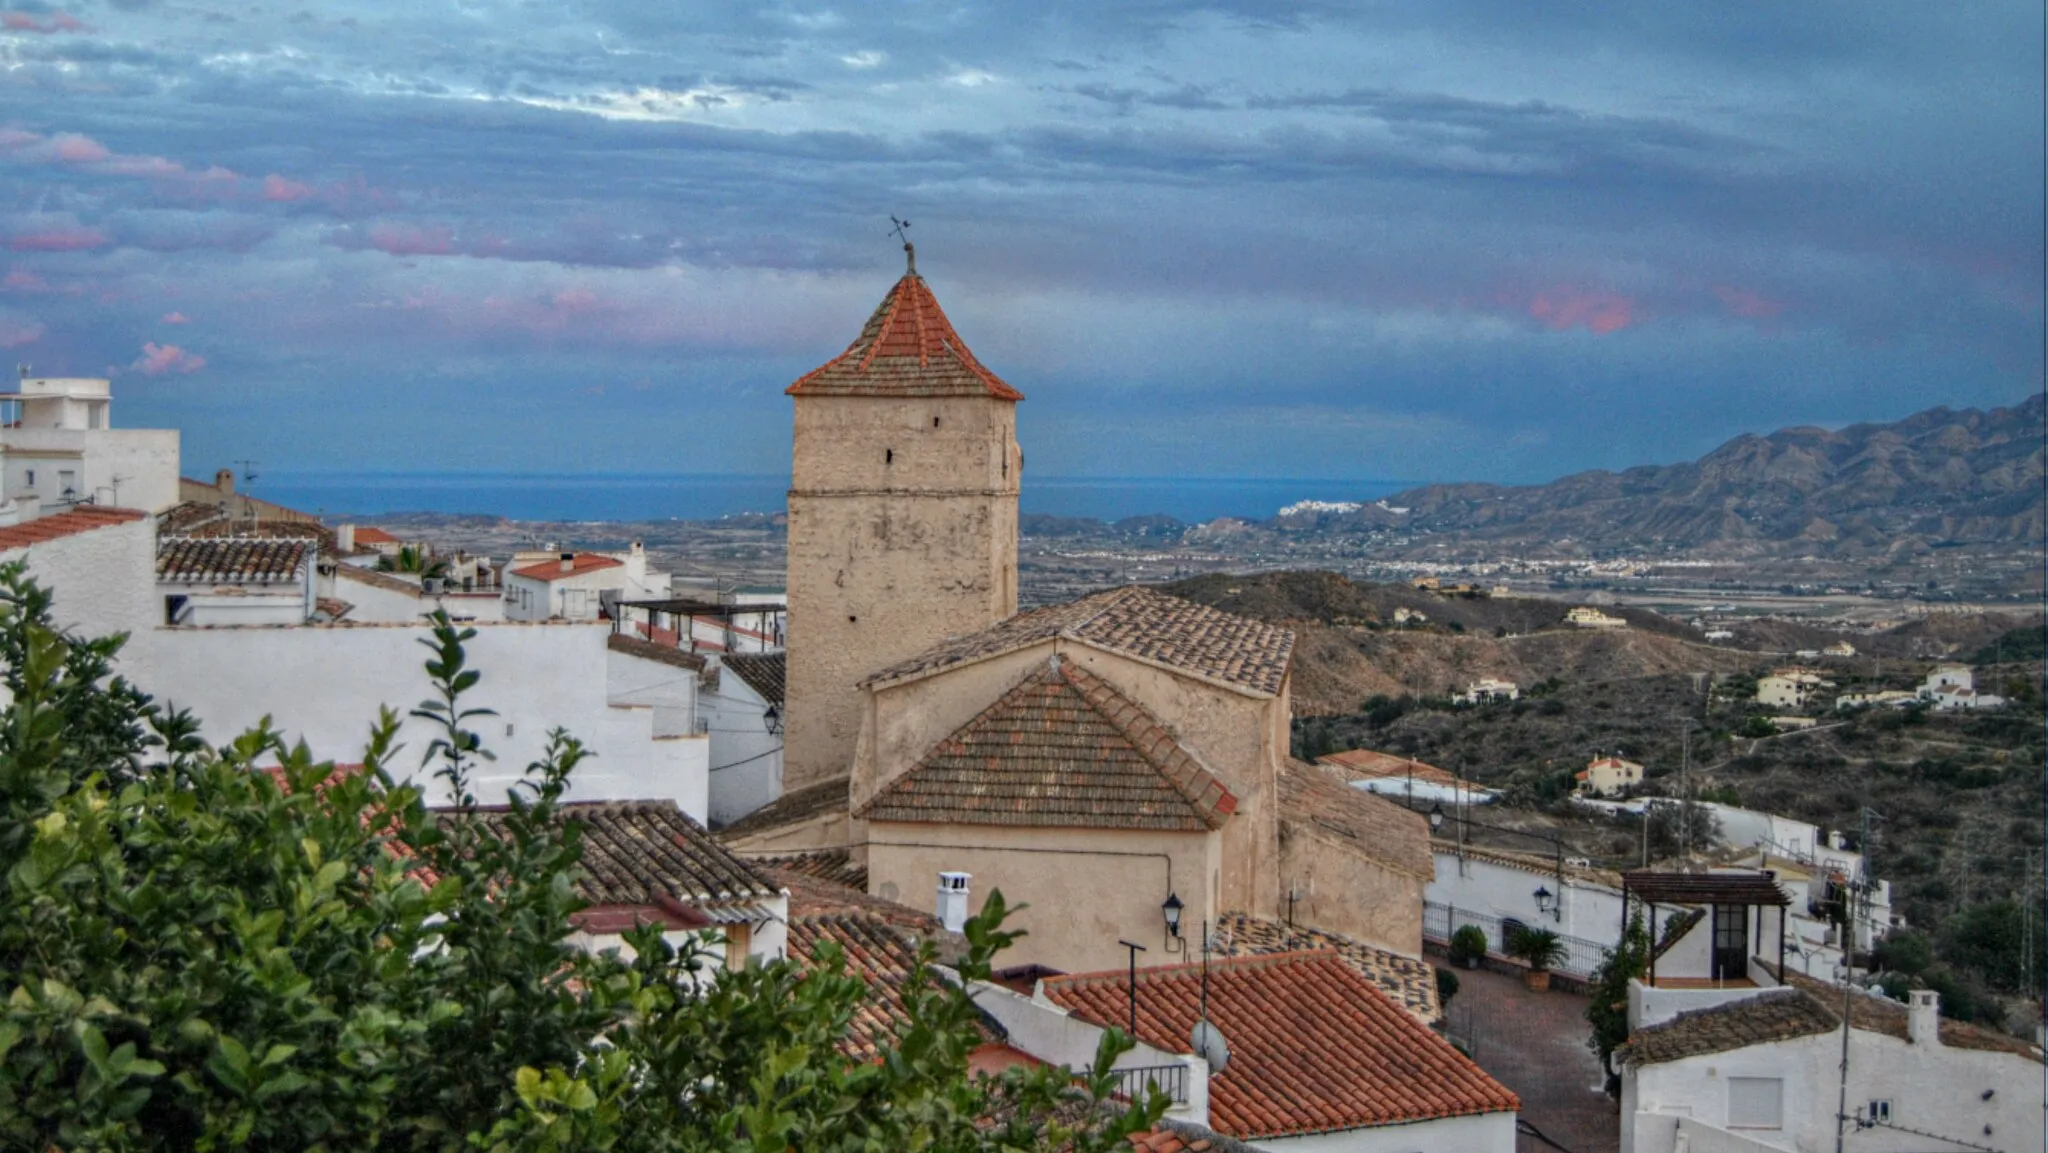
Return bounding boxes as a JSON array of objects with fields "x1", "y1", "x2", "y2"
[
  {"x1": 1259, "y1": 1110, "x2": 1516, "y2": 1153},
  {"x1": 701, "y1": 660, "x2": 782, "y2": 827},
  {"x1": 2, "y1": 515, "x2": 159, "y2": 648},
  {"x1": 1, "y1": 428, "x2": 180, "y2": 513},
  {"x1": 150, "y1": 622, "x2": 709, "y2": 818},
  {"x1": 1429, "y1": 851, "x2": 1625, "y2": 945}
]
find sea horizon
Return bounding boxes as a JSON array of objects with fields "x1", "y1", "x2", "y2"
[{"x1": 253, "y1": 470, "x2": 1426, "y2": 525}]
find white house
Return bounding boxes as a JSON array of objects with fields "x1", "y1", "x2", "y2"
[
  {"x1": 504, "y1": 543, "x2": 671, "y2": 622},
  {"x1": 1577, "y1": 755, "x2": 1645, "y2": 798},
  {"x1": 0, "y1": 375, "x2": 180, "y2": 518},
  {"x1": 1918, "y1": 665, "x2": 2005, "y2": 711},
  {"x1": 702, "y1": 650, "x2": 785, "y2": 827},
  {"x1": 1453, "y1": 678, "x2": 1520, "y2": 705},
  {"x1": 1622, "y1": 973, "x2": 2044, "y2": 1153},
  {"x1": 1567, "y1": 606, "x2": 1627, "y2": 629},
  {"x1": 156, "y1": 537, "x2": 316, "y2": 627}
]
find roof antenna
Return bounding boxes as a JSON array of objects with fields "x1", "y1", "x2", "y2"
[{"x1": 889, "y1": 215, "x2": 915, "y2": 276}]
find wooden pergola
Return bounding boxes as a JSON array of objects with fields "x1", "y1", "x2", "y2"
[{"x1": 1621, "y1": 870, "x2": 1792, "y2": 986}]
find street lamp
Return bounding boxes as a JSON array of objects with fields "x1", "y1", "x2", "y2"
[
  {"x1": 1427, "y1": 803, "x2": 1446, "y2": 832},
  {"x1": 1162, "y1": 892, "x2": 1185, "y2": 939},
  {"x1": 762, "y1": 704, "x2": 782, "y2": 736},
  {"x1": 1534, "y1": 885, "x2": 1556, "y2": 919}
]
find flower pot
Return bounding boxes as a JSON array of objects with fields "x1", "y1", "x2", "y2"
[
  {"x1": 1461, "y1": 956, "x2": 1479, "y2": 970},
  {"x1": 1523, "y1": 969, "x2": 1551, "y2": 992}
]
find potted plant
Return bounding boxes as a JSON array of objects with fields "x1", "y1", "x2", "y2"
[
  {"x1": 1510, "y1": 926, "x2": 1566, "y2": 991},
  {"x1": 1449, "y1": 924, "x2": 1489, "y2": 970}
]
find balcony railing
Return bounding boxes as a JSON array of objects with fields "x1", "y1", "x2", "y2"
[{"x1": 1108, "y1": 1063, "x2": 1187, "y2": 1105}]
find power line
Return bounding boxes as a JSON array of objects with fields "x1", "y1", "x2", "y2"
[{"x1": 708, "y1": 744, "x2": 783, "y2": 774}]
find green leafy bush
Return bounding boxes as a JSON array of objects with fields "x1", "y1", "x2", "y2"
[
  {"x1": 0, "y1": 565, "x2": 1160, "y2": 1152},
  {"x1": 1449, "y1": 925, "x2": 1489, "y2": 966}
]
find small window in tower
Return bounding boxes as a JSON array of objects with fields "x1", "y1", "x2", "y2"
[
  {"x1": 885, "y1": 449, "x2": 893, "y2": 464},
  {"x1": 933, "y1": 416, "x2": 941, "y2": 428},
  {"x1": 848, "y1": 615, "x2": 858, "y2": 623}
]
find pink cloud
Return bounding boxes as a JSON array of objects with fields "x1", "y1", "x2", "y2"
[
  {"x1": 2, "y1": 269, "x2": 48, "y2": 292},
  {"x1": 161, "y1": 311, "x2": 191, "y2": 324},
  {"x1": 366, "y1": 223, "x2": 456, "y2": 256},
  {"x1": 262, "y1": 174, "x2": 315, "y2": 202},
  {"x1": 50, "y1": 133, "x2": 109, "y2": 164},
  {"x1": 132, "y1": 342, "x2": 205, "y2": 375},
  {"x1": 1527, "y1": 288, "x2": 1637, "y2": 335},
  {"x1": 7, "y1": 227, "x2": 108, "y2": 252},
  {"x1": 0, "y1": 317, "x2": 43, "y2": 348},
  {"x1": 1, "y1": 10, "x2": 87, "y2": 32},
  {"x1": 1713, "y1": 285, "x2": 1785, "y2": 321}
]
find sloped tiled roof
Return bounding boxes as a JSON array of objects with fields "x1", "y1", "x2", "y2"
[
  {"x1": 862, "y1": 586, "x2": 1294, "y2": 699},
  {"x1": 0, "y1": 506, "x2": 145, "y2": 553},
  {"x1": 759, "y1": 848, "x2": 868, "y2": 892},
  {"x1": 720, "y1": 651, "x2": 785, "y2": 706},
  {"x1": 1278, "y1": 759, "x2": 1434, "y2": 881},
  {"x1": 716, "y1": 777, "x2": 850, "y2": 840},
  {"x1": 786, "y1": 269, "x2": 1023, "y2": 401},
  {"x1": 788, "y1": 911, "x2": 967, "y2": 1060},
  {"x1": 1622, "y1": 988, "x2": 1839, "y2": 1066},
  {"x1": 334, "y1": 563, "x2": 424, "y2": 598},
  {"x1": 352, "y1": 526, "x2": 401, "y2": 545},
  {"x1": 1316, "y1": 747, "x2": 1458, "y2": 786},
  {"x1": 450, "y1": 800, "x2": 780, "y2": 914},
  {"x1": 856, "y1": 661, "x2": 1238, "y2": 832},
  {"x1": 1763, "y1": 963, "x2": 2045, "y2": 1061},
  {"x1": 1210, "y1": 912, "x2": 1437, "y2": 1023},
  {"x1": 1041, "y1": 952, "x2": 1518, "y2": 1139},
  {"x1": 157, "y1": 537, "x2": 308, "y2": 582},
  {"x1": 511, "y1": 553, "x2": 624, "y2": 582},
  {"x1": 607, "y1": 633, "x2": 707, "y2": 672}
]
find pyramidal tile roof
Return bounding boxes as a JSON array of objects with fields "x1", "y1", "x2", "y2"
[
  {"x1": 1041, "y1": 951, "x2": 1519, "y2": 1140},
  {"x1": 856, "y1": 660, "x2": 1238, "y2": 832},
  {"x1": 787, "y1": 261, "x2": 1023, "y2": 401},
  {"x1": 861, "y1": 585, "x2": 1294, "y2": 699}
]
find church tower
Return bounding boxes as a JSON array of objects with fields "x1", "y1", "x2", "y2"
[{"x1": 781, "y1": 245, "x2": 1022, "y2": 793}]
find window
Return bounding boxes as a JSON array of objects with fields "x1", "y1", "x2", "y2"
[
  {"x1": 1727, "y1": 1077, "x2": 1783, "y2": 1129},
  {"x1": 23, "y1": 469, "x2": 32, "y2": 487},
  {"x1": 1866, "y1": 1100, "x2": 1891, "y2": 1124}
]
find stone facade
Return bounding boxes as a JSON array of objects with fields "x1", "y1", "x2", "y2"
[{"x1": 782, "y1": 270, "x2": 1022, "y2": 792}]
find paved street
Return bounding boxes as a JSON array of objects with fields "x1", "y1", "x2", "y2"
[{"x1": 1442, "y1": 965, "x2": 1619, "y2": 1153}]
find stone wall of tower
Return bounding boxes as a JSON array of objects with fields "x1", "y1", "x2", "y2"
[{"x1": 783, "y1": 393, "x2": 1020, "y2": 791}]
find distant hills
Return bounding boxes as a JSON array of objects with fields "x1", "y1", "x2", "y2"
[{"x1": 1292, "y1": 393, "x2": 2046, "y2": 560}]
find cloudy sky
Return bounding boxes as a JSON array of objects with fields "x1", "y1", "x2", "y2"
[{"x1": 2, "y1": 2, "x2": 2041, "y2": 489}]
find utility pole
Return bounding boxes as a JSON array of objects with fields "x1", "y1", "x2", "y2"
[{"x1": 1117, "y1": 939, "x2": 1147, "y2": 1037}]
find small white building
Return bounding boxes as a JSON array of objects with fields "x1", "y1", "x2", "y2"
[
  {"x1": 1822, "y1": 640, "x2": 1856, "y2": 658},
  {"x1": 1918, "y1": 666, "x2": 2004, "y2": 711},
  {"x1": 1567, "y1": 606, "x2": 1627, "y2": 629},
  {"x1": 1622, "y1": 974, "x2": 2044, "y2": 1153},
  {"x1": 504, "y1": 543, "x2": 671, "y2": 622},
  {"x1": 1453, "y1": 677, "x2": 1520, "y2": 705},
  {"x1": 1837, "y1": 689, "x2": 1916, "y2": 711},
  {"x1": 0, "y1": 375, "x2": 180, "y2": 518},
  {"x1": 1756, "y1": 668, "x2": 1827, "y2": 710},
  {"x1": 157, "y1": 537, "x2": 315, "y2": 627}
]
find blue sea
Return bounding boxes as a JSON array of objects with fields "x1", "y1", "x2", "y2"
[{"x1": 255, "y1": 472, "x2": 1416, "y2": 525}]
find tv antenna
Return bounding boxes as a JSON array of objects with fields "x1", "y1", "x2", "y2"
[
  {"x1": 889, "y1": 215, "x2": 915, "y2": 274},
  {"x1": 235, "y1": 459, "x2": 260, "y2": 486},
  {"x1": 16, "y1": 364, "x2": 28, "y2": 379}
]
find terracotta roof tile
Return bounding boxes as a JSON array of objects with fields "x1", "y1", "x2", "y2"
[
  {"x1": 788, "y1": 911, "x2": 976, "y2": 1060},
  {"x1": 334, "y1": 563, "x2": 424, "y2": 598},
  {"x1": 1622, "y1": 988, "x2": 1839, "y2": 1066},
  {"x1": 607, "y1": 632, "x2": 707, "y2": 672},
  {"x1": 787, "y1": 272, "x2": 1023, "y2": 401},
  {"x1": 1127, "y1": 1123, "x2": 1262, "y2": 1152},
  {"x1": 157, "y1": 536, "x2": 308, "y2": 582},
  {"x1": 1762, "y1": 963, "x2": 2046, "y2": 1061},
  {"x1": 716, "y1": 777, "x2": 850, "y2": 840},
  {"x1": 0, "y1": 505, "x2": 145, "y2": 553},
  {"x1": 1316, "y1": 748, "x2": 1458, "y2": 787},
  {"x1": 511, "y1": 553, "x2": 625, "y2": 582},
  {"x1": 352, "y1": 526, "x2": 401, "y2": 545},
  {"x1": 863, "y1": 586, "x2": 1294, "y2": 699},
  {"x1": 758, "y1": 848, "x2": 868, "y2": 892},
  {"x1": 1278, "y1": 758, "x2": 1434, "y2": 881},
  {"x1": 856, "y1": 661, "x2": 1237, "y2": 832},
  {"x1": 1211, "y1": 912, "x2": 1438, "y2": 1023},
  {"x1": 1041, "y1": 952, "x2": 1518, "y2": 1139},
  {"x1": 445, "y1": 799, "x2": 781, "y2": 913},
  {"x1": 720, "y1": 651, "x2": 785, "y2": 706}
]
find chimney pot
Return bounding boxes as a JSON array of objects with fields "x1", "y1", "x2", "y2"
[
  {"x1": 1909, "y1": 989, "x2": 1941, "y2": 1046},
  {"x1": 936, "y1": 871, "x2": 971, "y2": 934}
]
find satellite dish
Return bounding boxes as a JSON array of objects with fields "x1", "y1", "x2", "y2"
[{"x1": 1189, "y1": 1020, "x2": 1230, "y2": 1074}]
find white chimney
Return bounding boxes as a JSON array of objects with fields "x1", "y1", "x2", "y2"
[
  {"x1": 559, "y1": 551, "x2": 575, "y2": 573},
  {"x1": 936, "y1": 871, "x2": 971, "y2": 934},
  {"x1": 335, "y1": 524, "x2": 355, "y2": 553},
  {"x1": 1908, "y1": 990, "x2": 1941, "y2": 1046}
]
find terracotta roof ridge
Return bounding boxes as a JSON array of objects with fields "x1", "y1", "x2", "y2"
[{"x1": 1049, "y1": 948, "x2": 1341, "y2": 992}]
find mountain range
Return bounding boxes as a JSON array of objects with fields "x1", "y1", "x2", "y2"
[{"x1": 1265, "y1": 393, "x2": 2046, "y2": 560}]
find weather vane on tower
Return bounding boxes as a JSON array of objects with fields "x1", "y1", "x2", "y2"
[{"x1": 889, "y1": 215, "x2": 915, "y2": 275}]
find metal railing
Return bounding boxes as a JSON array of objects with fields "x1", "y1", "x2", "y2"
[
  {"x1": 1108, "y1": 1063, "x2": 1187, "y2": 1105},
  {"x1": 1424, "y1": 900, "x2": 1610, "y2": 977}
]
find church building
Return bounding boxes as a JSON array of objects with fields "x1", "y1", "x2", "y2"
[{"x1": 733, "y1": 244, "x2": 1431, "y2": 973}]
